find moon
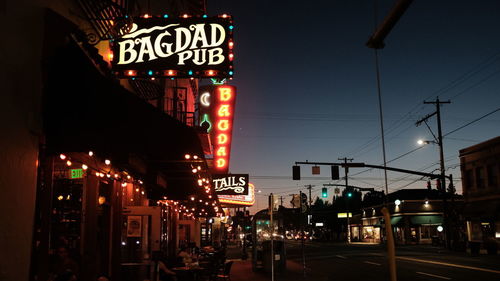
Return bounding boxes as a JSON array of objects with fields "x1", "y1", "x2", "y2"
[{"x1": 200, "y1": 92, "x2": 210, "y2": 107}]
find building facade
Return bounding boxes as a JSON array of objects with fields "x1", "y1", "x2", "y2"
[
  {"x1": 1, "y1": 1, "x2": 233, "y2": 280},
  {"x1": 460, "y1": 136, "x2": 500, "y2": 254}
]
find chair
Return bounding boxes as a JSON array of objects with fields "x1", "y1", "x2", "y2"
[{"x1": 216, "y1": 261, "x2": 233, "y2": 281}]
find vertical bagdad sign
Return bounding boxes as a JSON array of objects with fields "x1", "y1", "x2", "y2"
[{"x1": 111, "y1": 16, "x2": 234, "y2": 78}]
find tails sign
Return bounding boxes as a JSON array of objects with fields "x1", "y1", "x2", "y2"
[{"x1": 111, "y1": 16, "x2": 234, "y2": 78}]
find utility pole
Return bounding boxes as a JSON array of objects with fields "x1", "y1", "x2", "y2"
[
  {"x1": 416, "y1": 97, "x2": 451, "y2": 248},
  {"x1": 339, "y1": 157, "x2": 353, "y2": 243},
  {"x1": 279, "y1": 196, "x2": 284, "y2": 207}
]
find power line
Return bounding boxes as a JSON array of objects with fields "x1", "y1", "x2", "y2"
[{"x1": 444, "y1": 107, "x2": 500, "y2": 137}]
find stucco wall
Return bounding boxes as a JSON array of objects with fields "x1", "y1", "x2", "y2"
[{"x1": 0, "y1": 1, "x2": 44, "y2": 280}]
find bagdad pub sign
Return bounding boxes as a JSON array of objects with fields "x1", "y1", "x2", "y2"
[
  {"x1": 111, "y1": 15, "x2": 234, "y2": 78},
  {"x1": 213, "y1": 174, "x2": 249, "y2": 196}
]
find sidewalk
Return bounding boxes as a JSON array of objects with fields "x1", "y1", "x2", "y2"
[
  {"x1": 229, "y1": 259, "x2": 328, "y2": 281},
  {"x1": 226, "y1": 244, "x2": 327, "y2": 281}
]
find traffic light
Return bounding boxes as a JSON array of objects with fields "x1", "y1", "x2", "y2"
[
  {"x1": 331, "y1": 165, "x2": 339, "y2": 180},
  {"x1": 322, "y1": 187, "x2": 328, "y2": 198},
  {"x1": 292, "y1": 165, "x2": 301, "y2": 180}
]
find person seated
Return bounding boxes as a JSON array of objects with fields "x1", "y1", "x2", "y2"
[
  {"x1": 177, "y1": 246, "x2": 193, "y2": 265},
  {"x1": 158, "y1": 260, "x2": 177, "y2": 281}
]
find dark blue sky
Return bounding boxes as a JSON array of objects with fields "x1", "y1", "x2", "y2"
[{"x1": 209, "y1": 0, "x2": 500, "y2": 212}]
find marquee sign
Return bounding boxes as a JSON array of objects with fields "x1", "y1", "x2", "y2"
[
  {"x1": 212, "y1": 85, "x2": 236, "y2": 173},
  {"x1": 213, "y1": 174, "x2": 249, "y2": 196},
  {"x1": 111, "y1": 16, "x2": 234, "y2": 78},
  {"x1": 218, "y1": 183, "x2": 255, "y2": 206}
]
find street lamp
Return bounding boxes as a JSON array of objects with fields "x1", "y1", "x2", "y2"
[{"x1": 417, "y1": 139, "x2": 437, "y2": 146}]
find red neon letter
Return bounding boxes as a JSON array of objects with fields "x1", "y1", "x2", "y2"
[
  {"x1": 218, "y1": 120, "x2": 229, "y2": 131},
  {"x1": 216, "y1": 158, "x2": 226, "y2": 168},
  {"x1": 216, "y1": 147, "x2": 227, "y2": 157},
  {"x1": 219, "y1": 87, "x2": 232, "y2": 101},
  {"x1": 217, "y1": 134, "x2": 228, "y2": 144},
  {"x1": 218, "y1": 105, "x2": 231, "y2": 117}
]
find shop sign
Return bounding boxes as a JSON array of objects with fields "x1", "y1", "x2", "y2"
[
  {"x1": 213, "y1": 174, "x2": 249, "y2": 195},
  {"x1": 218, "y1": 183, "x2": 255, "y2": 206},
  {"x1": 212, "y1": 85, "x2": 236, "y2": 173},
  {"x1": 111, "y1": 16, "x2": 234, "y2": 78}
]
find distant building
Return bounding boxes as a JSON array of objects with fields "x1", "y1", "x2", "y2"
[
  {"x1": 460, "y1": 136, "x2": 500, "y2": 254},
  {"x1": 356, "y1": 189, "x2": 463, "y2": 245}
]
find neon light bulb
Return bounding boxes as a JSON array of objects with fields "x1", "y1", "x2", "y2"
[
  {"x1": 229, "y1": 71, "x2": 233, "y2": 75},
  {"x1": 66, "y1": 160, "x2": 72, "y2": 166},
  {"x1": 59, "y1": 154, "x2": 66, "y2": 160},
  {"x1": 203, "y1": 14, "x2": 207, "y2": 18},
  {"x1": 163, "y1": 14, "x2": 169, "y2": 18},
  {"x1": 105, "y1": 159, "x2": 111, "y2": 165},
  {"x1": 106, "y1": 174, "x2": 111, "y2": 178},
  {"x1": 192, "y1": 168, "x2": 198, "y2": 173},
  {"x1": 222, "y1": 14, "x2": 228, "y2": 18},
  {"x1": 183, "y1": 14, "x2": 188, "y2": 18},
  {"x1": 193, "y1": 155, "x2": 199, "y2": 159},
  {"x1": 185, "y1": 154, "x2": 191, "y2": 159},
  {"x1": 89, "y1": 151, "x2": 94, "y2": 156},
  {"x1": 82, "y1": 164, "x2": 88, "y2": 170},
  {"x1": 148, "y1": 70, "x2": 153, "y2": 75},
  {"x1": 229, "y1": 53, "x2": 234, "y2": 61},
  {"x1": 229, "y1": 25, "x2": 234, "y2": 30},
  {"x1": 144, "y1": 14, "x2": 149, "y2": 18},
  {"x1": 229, "y1": 41, "x2": 234, "y2": 48}
]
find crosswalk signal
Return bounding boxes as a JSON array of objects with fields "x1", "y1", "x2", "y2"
[
  {"x1": 331, "y1": 165, "x2": 339, "y2": 180},
  {"x1": 293, "y1": 165, "x2": 301, "y2": 180},
  {"x1": 322, "y1": 187, "x2": 328, "y2": 198}
]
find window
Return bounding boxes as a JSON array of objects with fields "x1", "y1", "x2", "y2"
[
  {"x1": 487, "y1": 164, "x2": 498, "y2": 187},
  {"x1": 465, "y1": 170, "x2": 473, "y2": 192},
  {"x1": 476, "y1": 167, "x2": 485, "y2": 189}
]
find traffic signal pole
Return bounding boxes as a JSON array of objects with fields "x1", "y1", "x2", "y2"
[{"x1": 339, "y1": 157, "x2": 353, "y2": 243}]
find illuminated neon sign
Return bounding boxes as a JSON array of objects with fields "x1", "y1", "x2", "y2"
[
  {"x1": 212, "y1": 85, "x2": 236, "y2": 173},
  {"x1": 218, "y1": 183, "x2": 255, "y2": 206},
  {"x1": 111, "y1": 16, "x2": 234, "y2": 78}
]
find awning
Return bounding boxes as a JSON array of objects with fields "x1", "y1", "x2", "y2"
[
  {"x1": 375, "y1": 216, "x2": 403, "y2": 227},
  {"x1": 410, "y1": 215, "x2": 443, "y2": 225},
  {"x1": 43, "y1": 35, "x2": 204, "y2": 200}
]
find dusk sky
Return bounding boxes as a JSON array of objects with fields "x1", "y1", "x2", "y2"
[{"x1": 210, "y1": 0, "x2": 500, "y2": 212}]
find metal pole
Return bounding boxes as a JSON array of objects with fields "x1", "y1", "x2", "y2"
[
  {"x1": 270, "y1": 193, "x2": 274, "y2": 281},
  {"x1": 300, "y1": 191, "x2": 306, "y2": 277}
]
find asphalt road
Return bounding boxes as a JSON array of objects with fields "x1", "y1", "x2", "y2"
[{"x1": 284, "y1": 241, "x2": 500, "y2": 281}]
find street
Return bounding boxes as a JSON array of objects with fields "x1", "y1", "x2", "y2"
[{"x1": 284, "y1": 241, "x2": 500, "y2": 281}]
